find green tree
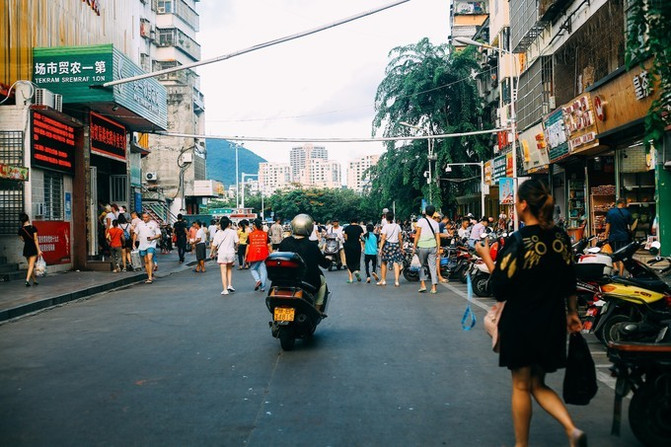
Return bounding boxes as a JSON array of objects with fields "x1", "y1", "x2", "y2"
[
  {"x1": 265, "y1": 188, "x2": 378, "y2": 223},
  {"x1": 626, "y1": 1, "x2": 671, "y2": 145},
  {"x1": 369, "y1": 38, "x2": 490, "y2": 217}
]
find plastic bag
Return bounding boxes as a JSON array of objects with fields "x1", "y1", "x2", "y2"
[
  {"x1": 563, "y1": 332, "x2": 598, "y2": 405},
  {"x1": 35, "y1": 255, "x2": 47, "y2": 277},
  {"x1": 410, "y1": 254, "x2": 421, "y2": 270}
]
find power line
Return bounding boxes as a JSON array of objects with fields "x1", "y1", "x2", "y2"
[{"x1": 99, "y1": 0, "x2": 410, "y2": 88}]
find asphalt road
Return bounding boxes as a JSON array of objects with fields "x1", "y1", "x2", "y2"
[{"x1": 0, "y1": 266, "x2": 641, "y2": 446}]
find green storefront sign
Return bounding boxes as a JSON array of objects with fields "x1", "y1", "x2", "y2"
[{"x1": 33, "y1": 44, "x2": 167, "y2": 130}]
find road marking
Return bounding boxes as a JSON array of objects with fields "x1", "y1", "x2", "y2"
[{"x1": 441, "y1": 282, "x2": 491, "y2": 311}]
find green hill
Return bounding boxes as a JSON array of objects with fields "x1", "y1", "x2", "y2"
[{"x1": 206, "y1": 139, "x2": 267, "y2": 187}]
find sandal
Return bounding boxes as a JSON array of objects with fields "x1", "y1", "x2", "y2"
[
  {"x1": 347, "y1": 279, "x2": 353, "y2": 283},
  {"x1": 376, "y1": 281, "x2": 386, "y2": 286},
  {"x1": 418, "y1": 287, "x2": 427, "y2": 293},
  {"x1": 145, "y1": 279, "x2": 153, "y2": 284},
  {"x1": 394, "y1": 281, "x2": 400, "y2": 287}
]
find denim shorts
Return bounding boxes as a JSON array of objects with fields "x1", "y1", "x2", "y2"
[{"x1": 139, "y1": 247, "x2": 156, "y2": 257}]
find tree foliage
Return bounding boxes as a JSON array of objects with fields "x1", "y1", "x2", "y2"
[
  {"x1": 265, "y1": 188, "x2": 378, "y2": 223},
  {"x1": 626, "y1": 0, "x2": 671, "y2": 145},
  {"x1": 368, "y1": 38, "x2": 491, "y2": 217}
]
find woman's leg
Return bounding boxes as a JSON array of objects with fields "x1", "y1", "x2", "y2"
[
  {"x1": 427, "y1": 247, "x2": 438, "y2": 291},
  {"x1": 510, "y1": 367, "x2": 533, "y2": 447},
  {"x1": 418, "y1": 248, "x2": 429, "y2": 289},
  {"x1": 529, "y1": 367, "x2": 579, "y2": 441},
  {"x1": 121, "y1": 248, "x2": 127, "y2": 270},
  {"x1": 26, "y1": 255, "x2": 36, "y2": 282},
  {"x1": 226, "y1": 262, "x2": 233, "y2": 286},
  {"x1": 220, "y1": 264, "x2": 228, "y2": 290},
  {"x1": 393, "y1": 261, "x2": 401, "y2": 285},
  {"x1": 364, "y1": 255, "x2": 371, "y2": 278},
  {"x1": 379, "y1": 260, "x2": 387, "y2": 283}
]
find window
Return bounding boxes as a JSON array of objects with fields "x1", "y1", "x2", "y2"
[
  {"x1": 43, "y1": 171, "x2": 63, "y2": 220},
  {"x1": 0, "y1": 131, "x2": 25, "y2": 234}
]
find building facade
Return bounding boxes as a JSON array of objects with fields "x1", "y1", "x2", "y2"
[
  {"x1": 347, "y1": 154, "x2": 380, "y2": 193},
  {"x1": 258, "y1": 162, "x2": 292, "y2": 196},
  {"x1": 449, "y1": 1, "x2": 489, "y2": 49}
]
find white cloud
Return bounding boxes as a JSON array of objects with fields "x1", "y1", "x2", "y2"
[{"x1": 197, "y1": 0, "x2": 449, "y2": 171}]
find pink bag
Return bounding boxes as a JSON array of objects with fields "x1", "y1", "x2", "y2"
[{"x1": 484, "y1": 301, "x2": 505, "y2": 352}]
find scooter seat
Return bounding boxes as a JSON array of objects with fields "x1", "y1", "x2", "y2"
[{"x1": 611, "y1": 276, "x2": 671, "y2": 294}]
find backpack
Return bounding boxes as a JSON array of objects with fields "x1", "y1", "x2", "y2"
[{"x1": 121, "y1": 223, "x2": 131, "y2": 241}]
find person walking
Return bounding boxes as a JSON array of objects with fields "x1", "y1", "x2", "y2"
[
  {"x1": 328, "y1": 218, "x2": 347, "y2": 268},
  {"x1": 173, "y1": 214, "x2": 188, "y2": 263},
  {"x1": 211, "y1": 217, "x2": 239, "y2": 295},
  {"x1": 475, "y1": 179, "x2": 586, "y2": 447},
  {"x1": 269, "y1": 217, "x2": 284, "y2": 251},
  {"x1": 17, "y1": 213, "x2": 42, "y2": 287},
  {"x1": 237, "y1": 220, "x2": 250, "y2": 270},
  {"x1": 413, "y1": 205, "x2": 441, "y2": 294},
  {"x1": 245, "y1": 218, "x2": 271, "y2": 292},
  {"x1": 378, "y1": 211, "x2": 404, "y2": 287},
  {"x1": 362, "y1": 223, "x2": 379, "y2": 284},
  {"x1": 207, "y1": 219, "x2": 218, "y2": 248},
  {"x1": 605, "y1": 198, "x2": 635, "y2": 276},
  {"x1": 193, "y1": 221, "x2": 207, "y2": 273},
  {"x1": 107, "y1": 219, "x2": 125, "y2": 273},
  {"x1": 343, "y1": 216, "x2": 364, "y2": 283},
  {"x1": 468, "y1": 216, "x2": 489, "y2": 248},
  {"x1": 133, "y1": 212, "x2": 161, "y2": 284},
  {"x1": 118, "y1": 214, "x2": 133, "y2": 271}
]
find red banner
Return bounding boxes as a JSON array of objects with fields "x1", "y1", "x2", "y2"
[{"x1": 33, "y1": 221, "x2": 71, "y2": 265}]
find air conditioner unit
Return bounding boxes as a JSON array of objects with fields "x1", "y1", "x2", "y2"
[
  {"x1": 35, "y1": 88, "x2": 55, "y2": 108},
  {"x1": 53, "y1": 94, "x2": 63, "y2": 112},
  {"x1": 145, "y1": 171, "x2": 158, "y2": 181},
  {"x1": 157, "y1": 6, "x2": 165, "y2": 13},
  {"x1": 33, "y1": 202, "x2": 45, "y2": 217}
]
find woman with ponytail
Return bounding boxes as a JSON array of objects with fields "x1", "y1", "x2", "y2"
[{"x1": 476, "y1": 179, "x2": 586, "y2": 447}]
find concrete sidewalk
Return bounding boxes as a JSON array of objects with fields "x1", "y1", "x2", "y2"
[{"x1": 0, "y1": 250, "x2": 208, "y2": 322}]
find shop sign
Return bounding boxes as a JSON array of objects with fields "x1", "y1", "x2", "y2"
[
  {"x1": 544, "y1": 109, "x2": 570, "y2": 162},
  {"x1": 65, "y1": 192, "x2": 72, "y2": 221},
  {"x1": 0, "y1": 163, "x2": 29, "y2": 181},
  {"x1": 506, "y1": 151, "x2": 514, "y2": 177},
  {"x1": 593, "y1": 95, "x2": 605, "y2": 121},
  {"x1": 129, "y1": 152, "x2": 142, "y2": 186},
  {"x1": 33, "y1": 220, "x2": 71, "y2": 265},
  {"x1": 633, "y1": 70, "x2": 652, "y2": 100},
  {"x1": 497, "y1": 131, "x2": 509, "y2": 152},
  {"x1": 90, "y1": 111, "x2": 126, "y2": 161},
  {"x1": 484, "y1": 160, "x2": 493, "y2": 186},
  {"x1": 491, "y1": 154, "x2": 507, "y2": 183},
  {"x1": 33, "y1": 45, "x2": 167, "y2": 130},
  {"x1": 193, "y1": 180, "x2": 216, "y2": 197},
  {"x1": 499, "y1": 178, "x2": 514, "y2": 205},
  {"x1": 31, "y1": 111, "x2": 76, "y2": 175},
  {"x1": 519, "y1": 122, "x2": 550, "y2": 173},
  {"x1": 569, "y1": 131, "x2": 597, "y2": 149}
]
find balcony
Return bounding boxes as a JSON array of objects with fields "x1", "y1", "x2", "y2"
[
  {"x1": 193, "y1": 87, "x2": 205, "y2": 114},
  {"x1": 156, "y1": 27, "x2": 201, "y2": 61},
  {"x1": 510, "y1": 0, "x2": 574, "y2": 53},
  {"x1": 156, "y1": 0, "x2": 200, "y2": 31},
  {"x1": 453, "y1": 1, "x2": 488, "y2": 15}
]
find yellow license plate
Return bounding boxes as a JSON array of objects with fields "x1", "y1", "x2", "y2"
[{"x1": 274, "y1": 307, "x2": 295, "y2": 322}]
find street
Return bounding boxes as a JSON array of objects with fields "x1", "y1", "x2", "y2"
[{"x1": 0, "y1": 266, "x2": 639, "y2": 447}]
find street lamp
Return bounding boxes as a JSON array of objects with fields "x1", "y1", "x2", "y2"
[
  {"x1": 400, "y1": 121, "x2": 436, "y2": 203},
  {"x1": 234, "y1": 142, "x2": 243, "y2": 210},
  {"x1": 455, "y1": 37, "x2": 519, "y2": 231},
  {"x1": 444, "y1": 162, "x2": 485, "y2": 217}
]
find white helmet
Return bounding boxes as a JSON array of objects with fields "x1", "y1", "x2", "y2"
[{"x1": 290, "y1": 214, "x2": 314, "y2": 237}]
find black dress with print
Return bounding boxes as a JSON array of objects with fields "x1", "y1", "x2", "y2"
[
  {"x1": 491, "y1": 224, "x2": 576, "y2": 372},
  {"x1": 18, "y1": 225, "x2": 38, "y2": 258}
]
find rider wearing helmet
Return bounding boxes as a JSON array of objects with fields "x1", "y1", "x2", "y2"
[{"x1": 278, "y1": 214, "x2": 331, "y2": 312}]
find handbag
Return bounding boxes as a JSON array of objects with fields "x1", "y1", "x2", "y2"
[
  {"x1": 484, "y1": 301, "x2": 505, "y2": 352},
  {"x1": 410, "y1": 254, "x2": 421, "y2": 270},
  {"x1": 35, "y1": 255, "x2": 47, "y2": 277},
  {"x1": 563, "y1": 332, "x2": 598, "y2": 405}
]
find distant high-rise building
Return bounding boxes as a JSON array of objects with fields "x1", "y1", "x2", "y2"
[
  {"x1": 290, "y1": 144, "x2": 327, "y2": 181},
  {"x1": 347, "y1": 154, "x2": 380, "y2": 193},
  {"x1": 308, "y1": 159, "x2": 342, "y2": 189},
  {"x1": 258, "y1": 162, "x2": 292, "y2": 196},
  {"x1": 449, "y1": 1, "x2": 489, "y2": 49}
]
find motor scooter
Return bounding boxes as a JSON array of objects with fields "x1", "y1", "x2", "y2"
[
  {"x1": 265, "y1": 251, "x2": 329, "y2": 351},
  {"x1": 322, "y1": 234, "x2": 343, "y2": 271}
]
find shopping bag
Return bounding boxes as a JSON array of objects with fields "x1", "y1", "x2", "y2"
[
  {"x1": 34, "y1": 255, "x2": 47, "y2": 277},
  {"x1": 484, "y1": 301, "x2": 505, "y2": 352},
  {"x1": 130, "y1": 250, "x2": 143, "y2": 271},
  {"x1": 563, "y1": 332, "x2": 598, "y2": 405},
  {"x1": 410, "y1": 254, "x2": 421, "y2": 271}
]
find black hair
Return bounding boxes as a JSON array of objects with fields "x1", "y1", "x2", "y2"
[
  {"x1": 220, "y1": 217, "x2": 232, "y2": 229},
  {"x1": 112, "y1": 219, "x2": 119, "y2": 227},
  {"x1": 518, "y1": 178, "x2": 555, "y2": 230},
  {"x1": 386, "y1": 211, "x2": 394, "y2": 222},
  {"x1": 177, "y1": 213, "x2": 183, "y2": 219},
  {"x1": 19, "y1": 213, "x2": 30, "y2": 224},
  {"x1": 118, "y1": 214, "x2": 127, "y2": 224},
  {"x1": 253, "y1": 218, "x2": 263, "y2": 230},
  {"x1": 425, "y1": 205, "x2": 435, "y2": 216}
]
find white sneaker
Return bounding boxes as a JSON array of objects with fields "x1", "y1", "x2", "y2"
[
  {"x1": 221, "y1": 290, "x2": 229, "y2": 295},
  {"x1": 227, "y1": 286, "x2": 236, "y2": 292}
]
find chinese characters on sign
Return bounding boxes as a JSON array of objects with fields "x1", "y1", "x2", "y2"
[
  {"x1": 31, "y1": 112, "x2": 76, "y2": 175},
  {"x1": 90, "y1": 112, "x2": 126, "y2": 161},
  {"x1": 544, "y1": 109, "x2": 570, "y2": 162},
  {"x1": 632, "y1": 70, "x2": 652, "y2": 100},
  {"x1": 34, "y1": 221, "x2": 71, "y2": 265},
  {"x1": 34, "y1": 59, "x2": 107, "y2": 84},
  {"x1": 0, "y1": 163, "x2": 29, "y2": 181}
]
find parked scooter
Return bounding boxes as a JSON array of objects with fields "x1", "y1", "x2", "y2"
[
  {"x1": 265, "y1": 251, "x2": 329, "y2": 351},
  {"x1": 468, "y1": 231, "x2": 508, "y2": 297},
  {"x1": 607, "y1": 341, "x2": 671, "y2": 447},
  {"x1": 322, "y1": 234, "x2": 343, "y2": 271}
]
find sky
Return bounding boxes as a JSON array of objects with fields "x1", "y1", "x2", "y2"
[{"x1": 196, "y1": 0, "x2": 450, "y2": 171}]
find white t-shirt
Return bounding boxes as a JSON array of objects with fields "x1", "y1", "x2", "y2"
[
  {"x1": 415, "y1": 217, "x2": 439, "y2": 248},
  {"x1": 329, "y1": 226, "x2": 345, "y2": 243},
  {"x1": 135, "y1": 220, "x2": 160, "y2": 250},
  {"x1": 470, "y1": 222, "x2": 486, "y2": 241},
  {"x1": 207, "y1": 224, "x2": 218, "y2": 241},
  {"x1": 309, "y1": 226, "x2": 320, "y2": 241},
  {"x1": 381, "y1": 217, "x2": 389, "y2": 226},
  {"x1": 212, "y1": 228, "x2": 239, "y2": 256},
  {"x1": 195, "y1": 227, "x2": 207, "y2": 245},
  {"x1": 457, "y1": 226, "x2": 470, "y2": 239},
  {"x1": 381, "y1": 223, "x2": 402, "y2": 243}
]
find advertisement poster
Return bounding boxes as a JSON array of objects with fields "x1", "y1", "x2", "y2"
[
  {"x1": 64, "y1": 192, "x2": 72, "y2": 221},
  {"x1": 33, "y1": 220, "x2": 71, "y2": 265},
  {"x1": 499, "y1": 178, "x2": 514, "y2": 205}
]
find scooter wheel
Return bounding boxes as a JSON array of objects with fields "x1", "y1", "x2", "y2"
[
  {"x1": 279, "y1": 327, "x2": 296, "y2": 351},
  {"x1": 596, "y1": 314, "x2": 632, "y2": 345},
  {"x1": 473, "y1": 274, "x2": 491, "y2": 297},
  {"x1": 629, "y1": 373, "x2": 671, "y2": 447}
]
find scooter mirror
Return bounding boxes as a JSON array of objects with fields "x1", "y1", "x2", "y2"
[{"x1": 650, "y1": 241, "x2": 661, "y2": 256}]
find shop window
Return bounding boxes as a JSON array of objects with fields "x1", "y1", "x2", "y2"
[
  {"x1": 0, "y1": 131, "x2": 25, "y2": 234},
  {"x1": 43, "y1": 171, "x2": 63, "y2": 220},
  {"x1": 110, "y1": 175, "x2": 127, "y2": 203}
]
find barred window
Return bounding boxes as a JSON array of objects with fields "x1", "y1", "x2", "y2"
[
  {"x1": 43, "y1": 171, "x2": 63, "y2": 220},
  {"x1": 0, "y1": 131, "x2": 25, "y2": 234}
]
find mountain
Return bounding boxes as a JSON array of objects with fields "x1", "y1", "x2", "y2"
[{"x1": 206, "y1": 139, "x2": 267, "y2": 187}]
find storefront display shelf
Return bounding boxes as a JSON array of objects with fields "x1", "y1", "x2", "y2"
[
  {"x1": 628, "y1": 201, "x2": 655, "y2": 206},
  {"x1": 623, "y1": 185, "x2": 655, "y2": 190}
]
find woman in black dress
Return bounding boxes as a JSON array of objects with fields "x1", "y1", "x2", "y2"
[
  {"x1": 476, "y1": 179, "x2": 586, "y2": 447},
  {"x1": 343, "y1": 217, "x2": 364, "y2": 283},
  {"x1": 17, "y1": 213, "x2": 42, "y2": 287}
]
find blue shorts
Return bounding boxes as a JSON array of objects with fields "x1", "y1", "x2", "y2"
[{"x1": 139, "y1": 247, "x2": 156, "y2": 257}]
